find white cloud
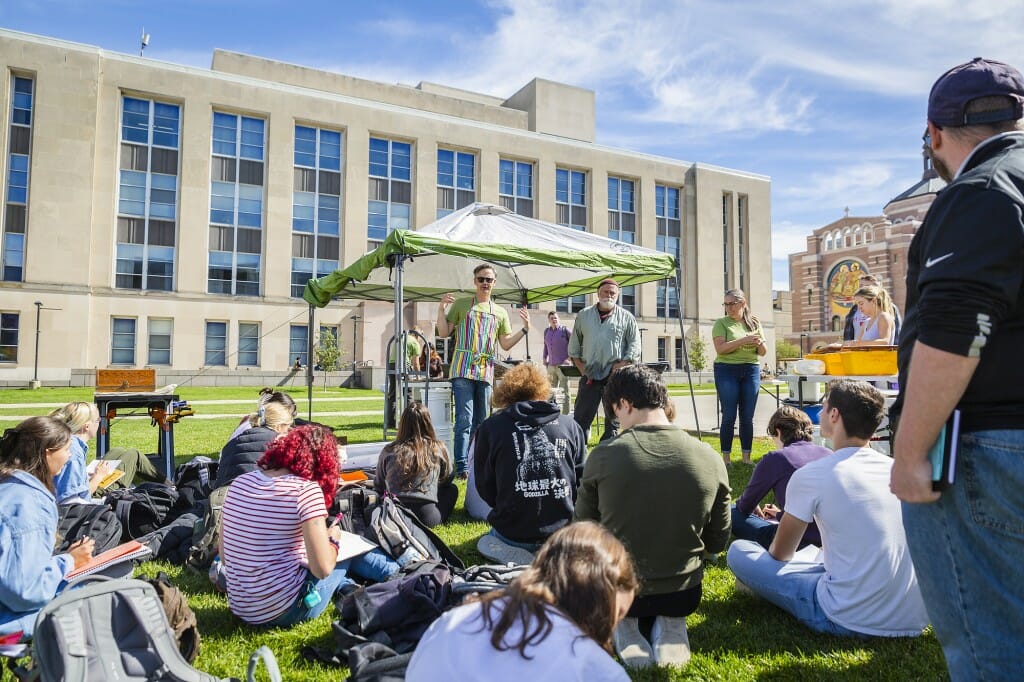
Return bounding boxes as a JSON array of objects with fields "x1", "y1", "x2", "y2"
[{"x1": 777, "y1": 162, "x2": 897, "y2": 215}]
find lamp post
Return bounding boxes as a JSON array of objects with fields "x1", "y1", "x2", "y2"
[
  {"x1": 32, "y1": 301, "x2": 42, "y2": 389},
  {"x1": 638, "y1": 328, "x2": 648, "y2": 362},
  {"x1": 350, "y1": 315, "x2": 362, "y2": 387},
  {"x1": 800, "y1": 332, "x2": 809, "y2": 356}
]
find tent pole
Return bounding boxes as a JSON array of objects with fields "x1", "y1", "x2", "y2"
[
  {"x1": 394, "y1": 255, "x2": 407, "y2": 429},
  {"x1": 521, "y1": 291, "x2": 531, "y2": 361},
  {"x1": 673, "y1": 273, "x2": 701, "y2": 440},
  {"x1": 307, "y1": 303, "x2": 314, "y2": 422}
]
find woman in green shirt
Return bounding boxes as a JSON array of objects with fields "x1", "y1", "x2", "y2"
[{"x1": 712, "y1": 289, "x2": 766, "y2": 465}]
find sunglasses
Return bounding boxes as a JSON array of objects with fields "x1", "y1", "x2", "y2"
[
  {"x1": 476, "y1": 276, "x2": 495, "y2": 283},
  {"x1": 723, "y1": 301, "x2": 741, "y2": 307}
]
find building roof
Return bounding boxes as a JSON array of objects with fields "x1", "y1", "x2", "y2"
[{"x1": 886, "y1": 171, "x2": 946, "y2": 204}]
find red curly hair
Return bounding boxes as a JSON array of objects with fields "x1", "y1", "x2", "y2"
[{"x1": 258, "y1": 424, "x2": 339, "y2": 506}]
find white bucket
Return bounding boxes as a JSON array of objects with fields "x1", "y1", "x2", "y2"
[{"x1": 415, "y1": 386, "x2": 454, "y2": 450}]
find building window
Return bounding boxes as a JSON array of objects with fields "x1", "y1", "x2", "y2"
[
  {"x1": 831, "y1": 315, "x2": 841, "y2": 332},
  {"x1": 0, "y1": 312, "x2": 18, "y2": 362},
  {"x1": 292, "y1": 125, "x2": 342, "y2": 298},
  {"x1": 674, "y1": 337, "x2": 684, "y2": 370},
  {"x1": 556, "y1": 168, "x2": 588, "y2": 310},
  {"x1": 437, "y1": 149, "x2": 475, "y2": 219},
  {"x1": 238, "y1": 322, "x2": 259, "y2": 367},
  {"x1": 824, "y1": 234, "x2": 832, "y2": 250},
  {"x1": 116, "y1": 97, "x2": 180, "y2": 291},
  {"x1": 738, "y1": 195, "x2": 747, "y2": 292},
  {"x1": 111, "y1": 318, "x2": 136, "y2": 365},
  {"x1": 656, "y1": 185, "x2": 681, "y2": 318},
  {"x1": 290, "y1": 324, "x2": 309, "y2": 367},
  {"x1": 3, "y1": 76, "x2": 33, "y2": 282},
  {"x1": 208, "y1": 112, "x2": 265, "y2": 296},
  {"x1": 619, "y1": 285, "x2": 636, "y2": 316},
  {"x1": 657, "y1": 337, "x2": 668, "y2": 363},
  {"x1": 367, "y1": 137, "x2": 411, "y2": 249},
  {"x1": 722, "y1": 193, "x2": 731, "y2": 292},
  {"x1": 147, "y1": 318, "x2": 172, "y2": 365},
  {"x1": 607, "y1": 177, "x2": 636, "y2": 243},
  {"x1": 498, "y1": 159, "x2": 533, "y2": 217},
  {"x1": 807, "y1": 289, "x2": 813, "y2": 306},
  {"x1": 204, "y1": 321, "x2": 227, "y2": 366}
]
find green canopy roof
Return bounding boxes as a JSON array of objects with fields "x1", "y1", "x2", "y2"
[{"x1": 303, "y1": 203, "x2": 678, "y2": 307}]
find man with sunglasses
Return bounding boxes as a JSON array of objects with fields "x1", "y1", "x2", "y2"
[
  {"x1": 890, "y1": 58, "x2": 1024, "y2": 679},
  {"x1": 437, "y1": 264, "x2": 530, "y2": 475}
]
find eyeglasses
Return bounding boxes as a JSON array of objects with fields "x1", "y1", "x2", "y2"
[
  {"x1": 723, "y1": 301, "x2": 741, "y2": 307},
  {"x1": 476, "y1": 277, "x2": 495, "y2": 284}
]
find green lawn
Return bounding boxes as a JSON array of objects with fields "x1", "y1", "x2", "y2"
[{"x1": 0, "y1": 387, "x2": 947, "y2": 680}]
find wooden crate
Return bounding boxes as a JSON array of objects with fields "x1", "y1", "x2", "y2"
[{"x1": 95, "y1": 369, "x2": 156, "y2": 393}]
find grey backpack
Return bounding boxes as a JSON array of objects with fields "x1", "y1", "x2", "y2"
[{"x1": 30, "y1": 577, "x2": 226, "y2": 682}]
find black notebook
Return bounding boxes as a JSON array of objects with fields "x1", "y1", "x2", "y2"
[{"x1": 929, "y1": 409, "x2": 961, "y2": 491}]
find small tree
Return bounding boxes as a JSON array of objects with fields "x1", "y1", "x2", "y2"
[
  {"x1": 314, "y1": 328, "x2": 341, "y2": 391},
  {"x1": 775, "y1": 339, "x2": 802, "y2": 360},
  {"x1": 687, "y1": 333, "x2": 709, "y2": 374}
]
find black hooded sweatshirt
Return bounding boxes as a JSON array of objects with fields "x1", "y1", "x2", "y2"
[{"x1": 473, "y1": 400, "x2": 587, "y2": 543}]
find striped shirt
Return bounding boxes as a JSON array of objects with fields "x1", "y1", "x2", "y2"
[{"x1": 220, "y1": 470, "x2": 327, "y2": 624}]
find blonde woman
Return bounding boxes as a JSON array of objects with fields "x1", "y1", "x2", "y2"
[
  {"x1": 212, "y1": 401, "x2": 294, "y2": 490},
  {"x1": 712, "y1": 289, "x2": 766, "y2": 465},
  {"x1": 847, "y1": 285, "x2": 895, "y2": 346},
  {"x1": 49, "y1": 401, "x2": 164, "y2": 500}
]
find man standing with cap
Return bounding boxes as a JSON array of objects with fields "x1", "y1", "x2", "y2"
[
  {"x1": 890, "y1": 57, "x2": 1024, "y2": 679},
  {"x1": 568, "y1": 278, "x2": 640, "y2": 442}
]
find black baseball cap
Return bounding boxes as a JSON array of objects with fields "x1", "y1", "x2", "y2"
[{"x1": 928, "y1": 58, "x2": 1024, "y2": 127}]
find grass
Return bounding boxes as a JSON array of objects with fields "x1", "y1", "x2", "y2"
[{"x1": 0, "y1": 387, "x2": 947, "y2": 680}]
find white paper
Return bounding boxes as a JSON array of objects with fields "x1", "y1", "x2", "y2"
[
  {"x1": 335, "y1": 530, "x2": 379, "y2": 562},
  {"x1": 87, "y1": 459, "x2": 120, "y2": 474}
]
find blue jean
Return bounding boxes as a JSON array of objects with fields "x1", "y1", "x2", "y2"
[
  {"x1": 726, "y1": 540, "x2": 862, "y2": 637},
  {"x1": 452, "y1": 377, "x2": 491, "y2": 474},
  {"x1": 268, "y1": 548, "x2": 399, "y2": 626},
  {"x1": 714, "y1": 362, "x2": 760, "y2": 454},
  {"x1": 731, "y1": 505, "x2": 780, "y2": 550},
  {"x1": 901, "y1": 429, "x2": 1024, "y2": 680}
]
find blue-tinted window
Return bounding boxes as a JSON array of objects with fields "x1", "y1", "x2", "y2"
[
  {"x1": 437, "y1": 148, "x2": 476, "y2": 218},
  {"x1": 0, "y1": 312, "x2": 18, "y2": 362},
  {"x1": 608, "y1": 176, "x2": 636, "y2": 243},
  {"x1": 498, "y1": 159, "x2": 533, "y2": 217},
  {"x1": 205, "y1": 321, "x2": 227, "y2": 366},
  {"x1": 12, "y1": 77, "x2": 33, "y2": 126},
  {"x1": 290, "y1": 324, "x2": 309, "y2": 366},
  {"x1": 147, "y1": 319, "x2": 172, "y2": 365},
  {"x1": 367, "y1": 137, "x2": 412, "y2": 248},
  {"x1": 238, "y1": 322, "x2": 259, "y2": 366},
  {"x1": 111, "y1": 317, "x2": 136, "y2": 365},
  {"x1": 292, "y1": 126, "x2": 343, "y2": 296}
]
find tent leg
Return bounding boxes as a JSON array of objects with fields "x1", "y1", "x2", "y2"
[
  {"x1": 673, "y1": 275, "x2": 701, "y2": 440},
  {"x1": 307, "y1": 303, "x2": 314, "y2": 422}
]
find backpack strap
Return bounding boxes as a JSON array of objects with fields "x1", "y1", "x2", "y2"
[{"x1": 246, "y1": 646, "x2": 282, "y2": 682}]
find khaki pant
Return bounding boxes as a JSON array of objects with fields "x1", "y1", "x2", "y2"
[{"x1": 546, "y1": 364, "x2": 571, "y2": 415}]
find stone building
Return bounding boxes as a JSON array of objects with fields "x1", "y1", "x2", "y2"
[
  {"x1": 787, "y1": 152, "x2": 944, "y2": 351},
  {"x1": 0, "y1": 28, "x2": 772, "y2": 386}
]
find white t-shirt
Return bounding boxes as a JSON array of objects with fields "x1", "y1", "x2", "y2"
[
  {"x1": 406, "y1": 599, "x2": 628, "y2": 682},
  {"x1": 785, "y1": 446, "x2": 928, "y2": 636}
]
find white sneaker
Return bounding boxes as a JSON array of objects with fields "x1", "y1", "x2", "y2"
[
  {"x1": 612, "y1": 617, "x2": 654, "y2": 669},
  {"x1": 651, "y1": 616, "x2": 691, "y2": 667},
  {"x1": 476, "y1": 534, "x2": 535, "y2": 566}
]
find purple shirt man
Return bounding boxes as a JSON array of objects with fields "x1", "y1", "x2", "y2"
[{"x1": 543, "y1": 311, "x2": 572, "y2": 414}]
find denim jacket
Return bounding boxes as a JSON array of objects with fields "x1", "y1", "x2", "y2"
[
  {"x1": 53, "y1": 435, "x2": 90, "y2": 503},
  {"x1": 0, "y1": 471, "x2": 73, "y2": 637}
]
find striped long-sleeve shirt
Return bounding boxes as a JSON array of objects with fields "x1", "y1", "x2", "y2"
[{"x1": 220, "y1": 470, "x2": 326, "y2": 624}]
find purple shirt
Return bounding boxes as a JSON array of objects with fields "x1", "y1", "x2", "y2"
[
  {"x1": 736, "y1": 440, "x2": 832, "y2": 546},
  {"x1": 543, "y1": 325, "x2": 571, "y2": 366}
]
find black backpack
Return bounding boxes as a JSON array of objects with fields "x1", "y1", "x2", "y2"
[
  {"x1": 56, "y1": 502, "x2": 124, "y2": 555},
  {"x1": 106, "y1": 482, "x2": 180, "y2": 540},
  {"x1": 173, "y1": 457, "x2": 218, "y2": 514},
  {"x1": 366, "y1": 494, "x2": 464, "y2": 569}
]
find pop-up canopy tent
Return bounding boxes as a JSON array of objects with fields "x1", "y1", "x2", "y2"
[{"x1": 302, "y1": 203, "x2": 701, "y2": 436}]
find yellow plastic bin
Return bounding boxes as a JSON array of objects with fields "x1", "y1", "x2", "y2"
[
  {"x1": 839, "y1": 348, "x2": 898, "y2": 376},
  {"x1": 805, "y1": 352, "x2": 845, "y2": 375}
]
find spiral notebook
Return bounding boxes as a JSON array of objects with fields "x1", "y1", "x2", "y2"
[{"x1": 66, "y1": 540, "x2": 152, "y2": 580}]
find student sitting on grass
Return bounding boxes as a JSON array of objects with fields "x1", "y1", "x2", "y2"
[
  {"x1": 50, "y1": 401, "x2": 169, "y2": 497},
  {"x1": 0, "y1": 417, "x2": 94, "y2": 640},
  {"x1": 375, "y1": 402, "x2": 457, "y2": 527},
  {"x1": 731, "y1": 405, "x2": 832, "y2": 549},
  {"x1": 727, "y1": 380, "x2": 928, "y2": 637},
  {"x1": 473, "y1": 363, "x2": 587, "y2": 565},
  {"x1": 219, "y1": 424, "x2": 399, "y2": 626},
  {"x1": 227, "y1": 388, "x2": 304, "y2": 442},
  {"x1": 574, "y1": 365, "x2": 731, "y2": 669},
  {"x1": 213, "y1": 401, "x2": 294, "y2": 490},
  {"x1": 406, "y1": 521, "x2": 637, "y2": 681}
]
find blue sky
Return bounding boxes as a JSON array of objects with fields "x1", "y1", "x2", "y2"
[{"x1": 4, "y1": 0, "x2": 1024, "y2": 290}]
